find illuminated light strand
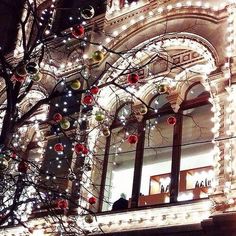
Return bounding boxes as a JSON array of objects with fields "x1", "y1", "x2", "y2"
[
  {"x1": 56, "y1": 1, "x2": 226, "y2": 74},
  {"x1": 223, "y1": 1, "x2": 236, "y2": 204}
]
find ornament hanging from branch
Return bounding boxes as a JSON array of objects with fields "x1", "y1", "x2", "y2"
[
  {"x1": 127, "y1": 73, "x2": 139, "y2": 84},
  {"x1": 167, "y1": 116, "x2": 176, "y2": 125},
  {"x1": 80, "y1": 5, "x2": 95, "y2": 20}
]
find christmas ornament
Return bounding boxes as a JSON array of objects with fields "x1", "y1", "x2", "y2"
[
  {"x1": 88, "y1": 197, "x2": 96, "y2": 205},
  {"x1": 70, "y1": 79, "x2": 81, "y2": 90},
  {"x1": 92, "y1": 51, "x2": 104, "y2": 62},
  {"x1": 81, "y1": 5, "x2": 95, "y2": 19},
  {"x1": 60, "y1": 119, "x2": 70, "y2": 130},
  {"x1": 102, "y1": 127, "x2": 110, "y2": 137},
  {"x1": 82, "y1": 147, "x2": 89, "y2": 155},
  {"x1": 95, "y1": 111, "x2": 105, "y2": 122},
  {"x1": 30, "y1": 73, "x2": 42, "y2": 82},
  {"x1": 90, "y1": 86, "x2": 99, "y2": 95},
  {"x1": 167, "y1": 116, "x2": 176, "y2": 125},
  {"x1": 139, "y1": 104, "x2": 148, "y2": 115},
  {"x1": 84, "y1": 214, "x2": 93, "y2": 224},
  {"x1": 16, "y1": 65, "x2": 27, "y2": 77},
  {"x1": 71, "y1": 25, "x2": 85, "y2": 38},
  {"x1": 57, "y1": 199, "x2": 68, "y2": 209},
  {"x1": 68, "y1": 172, "x2": 76, "y2": 181},
  {"x1": 157, "y1": 84, "x2": 168, "y2": 94},
  {"x1": 127, "y1": 73, "x2": 139, "y2": 84},
  {"x1": 53, "y1": 113, "x2": 63, "y2": 123},
  {"x1": 26, "y1": 62, "x2": 39, "y2": 75},
  {"x1": 82, "y1": 94, "x2": 94, "y2": 105},
  {"x1": 18, "y1": 161, "x2": 28, "y2": 173},
  {"x1": 0, "y1": 158, "x2": 8, "y2": 171},
  {"x1": 128, "y1": 134, "x2": 138, "y2": 144},
  {"x1": 54, "y1": 143, "x2": 64, "y2": 152},
  {"x1": 74, "y1": 143, "x2": 85, "y2": 153}
]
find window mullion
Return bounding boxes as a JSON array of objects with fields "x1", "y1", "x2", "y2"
[
  {"x1": 98, "y1": 134, "x2": 111, "y2": 212},
  {"x1": 130, "y1": 120, "x2": 146, "y2": 208},
  {"x1": 169, "y1": 111, "x2": 183, "y2": 203}
]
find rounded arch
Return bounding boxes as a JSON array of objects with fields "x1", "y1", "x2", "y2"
[
  {"x1": 97, "y1": 34, "x2": 217, "y2": 115},
  {"x1": 104, "y1": 7, "x2": 225, "y2": 66}
]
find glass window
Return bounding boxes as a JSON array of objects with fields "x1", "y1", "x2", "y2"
[
  {"x1": 186, "y1": 83, "x2": 207, "y2": 100},
  {"x1": 179, "y1": 103, "x2": 214, "y2": 201},
  {"x1": 102, "y1": 125, "x2": 137, "y2": 211},
  {"x1": 139, "y1": 114, "x2": 174, "y2": 206}
]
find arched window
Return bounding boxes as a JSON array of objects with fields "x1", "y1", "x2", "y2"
[
  {"x1": 98, "y1": 82, "x2": 214, "y2": 211},
  {"x1": 101, "y1": 103, "x2": 137, "y2": 211}
]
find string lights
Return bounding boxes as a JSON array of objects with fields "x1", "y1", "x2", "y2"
[{"x1": 0, "y1": 0, "x2": 236, "y2": 235}]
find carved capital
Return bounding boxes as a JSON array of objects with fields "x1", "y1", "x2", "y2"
[{"x1": 166, "y1": 92, "x2": 183, "y2": 113}]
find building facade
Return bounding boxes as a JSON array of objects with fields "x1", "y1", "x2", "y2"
[{"x1": 2, "y1": 0, "x2": 236, "y2": 235}]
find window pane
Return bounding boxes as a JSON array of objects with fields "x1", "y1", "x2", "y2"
[
  {"x1": 140, "y1": 114, "x2": 174, "y2": 206},
  {"x1": 179, "y1": 104, "x2": 214, "y2": 201},
  {"x1": 102, "y1": 125, "x2": 137, "y2": 211},
  {"x1": 186, "y1": 83, "x2": 207, "y2": 100}
]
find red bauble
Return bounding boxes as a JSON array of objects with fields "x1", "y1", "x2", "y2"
[
  {"x1": 88, "y1": 197, "x2": 96, "y2": 205},
  {"x1": 90, "y1": 86, "x2": 99, "y2": 95},
  {"x1": 127, "y1": 73, "x2": 139, "y2": 84},
  {"x1": 127, "y1": 134, "x2": 138, "y2": 144},
  {"x1": 167, "y1": 116, "x2": 176, "y2": 125},
  {"x1": 82, "y1": 94, "x2": 94, "y2": 105},
  {"x1": 18, "y1": 161, "x2": 28, "y2": 173},
  {"x1": 74, "y1": 143, "x2": 85, "y2": 153},
  {"x1": 57, "y1": 199, "x2": 68, "y2": 209},
  {"x1": 54, "y1": 143, "x2": 64, "y2": 152},
  {"x1": 71, "y1": 25, "x2": 85, "y2": 38},
  {"x1": 11, "y1": 153, "x2": 17, "y2": 159},
  {"x1": 53, "y1": 113, "x2": 63, "y2": 123},
  {"x1": 82, "y1": 147, "x2": 89, "y2": 155},
  {"x1": 14, "y1": 74, "x2": 25, "y2": 82}
]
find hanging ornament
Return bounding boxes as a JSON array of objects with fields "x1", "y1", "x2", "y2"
[
  {"x1": 18, "y1": 161, "x2": 28, "y2": 173},
  {"x1": 26, "y1": 62, "x2": 39, "y2": 75},
  {"x1": 82, "y1": 147, "x2": 89, "y2": 155},
  {"x1": 84, "y1": 214, "x2": 94, "y2": 224},
  {"x1": 81, "y1": 5, "x2": 95, "y2": 20},
  {"x1": 0, "y1": 158, "x2": 8, "y2": 171},
  {"x1": 70, "y1": 79, "x2": 81, "y2": 90},
  {"x1": 57, "y1": 199, "x2": 68, "y2": 209},
  {"x1": 90, "y1": 86, "x2": 99, "y2": 95},
  {"x1": 157, "y1": 84, "x2": 168, "y2": 94},
  {"x1": 11, "y1": 152, "x2": 17, "y2": 159},
  {"x1": 16, "y1": 65, "x2": 27, "y2": 77},
  {"x1": 53, "y1": 113, "x2": 63, "y2": 123},
  {"x1": 95, "y1": 111, "x2": 105, "y2": 122},
  {"x1": 92, "y1": 51, "x2": 104, "y2": 62},
  {"x1": 54, "y1": 143, "x2": 64, "y2": 152},
  {"x1": 68, "y1": 172, "x2": 76, "y2": 181},
  {"x1": 167, "y1": 116, "x2": 176, "y2": 125},
  {"x1": 30, "y1": 73, "x2": 42, "y2": 82},
  {"x1": 14, "y1": 74, "x2": 25, "y2": 83},
  {"x1": 60, "y1": 119, "x2": 70, "y2": 130},
  {"x1": 74, "y1": 143, "x2": 85, "y2": 154},
  {"x1": 127, "y1": 134, "x2": 138, "y2": 144},
  {"x1": 102, "y1": 127, "x2": 110, "y2": 137},
  {"x1": 88, "y1": 197, "x2": 96, "y2": 205},
  {"x1": 71, "y1": 25, "x2": 85, "y2": 38},
  {"x1": 127, "y1": 73, "x2": 139, "y2": 84},
  {"x1": 139, "y1": 104, "x2": 148, "y2": 115},
  {"x1": 82, "y1": 94, "x2": 94, "y2": 105}
]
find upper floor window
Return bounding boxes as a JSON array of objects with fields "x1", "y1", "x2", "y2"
[{"x1": 96, "y1": 82, "x2": 214, "y2": 212}]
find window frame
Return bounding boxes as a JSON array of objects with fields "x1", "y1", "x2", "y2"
[{"x1": 98, "y1": 83, "x2": 211, "y2": 211}]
